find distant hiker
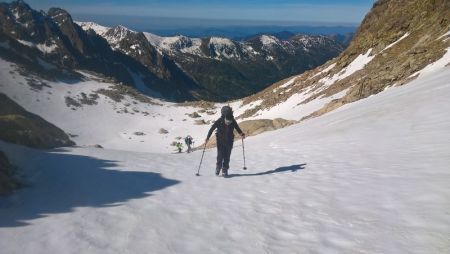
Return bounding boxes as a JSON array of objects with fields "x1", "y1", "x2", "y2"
[
  {"x1": 185, "y1": 135, "x2": 193, "y2": 153},
  {"x1": 176, "y1": 142, "x2": 183, "y2": 153},
  {"x1": 206, "y1": 106, "x2": 245, "y2": 176}
]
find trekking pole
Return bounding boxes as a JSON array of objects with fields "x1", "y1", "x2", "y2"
[
  {"x1": 242, "y1": 137, "x2": 247, "y2": 170},
  {"x1": 196, "y1": 141, "x2": 208, "y2": 176}
]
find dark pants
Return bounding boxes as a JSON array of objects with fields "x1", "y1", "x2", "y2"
[{"x1": 216, "y1": 142, "x2": 233, "y2": 172}]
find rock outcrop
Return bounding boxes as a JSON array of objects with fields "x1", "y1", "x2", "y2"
[{"x1": 0, "y1": 93, "x2": 75, "y2": 149}]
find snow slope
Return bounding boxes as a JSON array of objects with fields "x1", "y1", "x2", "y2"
[
  {"x1": 1, "y1": 42, "x2": 449, "y2": 152},
  {"x1": 240, "y1": 31, "x2": 450, "y2": 122},
  {"x1": 1, "y1": 66, "x2": 449, "y2": 253},
  {"x1": 0, "y1": 58, "x2": 220, "y2": 153}
]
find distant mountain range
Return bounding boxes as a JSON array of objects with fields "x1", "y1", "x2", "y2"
[
  {"x1": 80, "y1": 21, "x2": 345, "y2": 100},
  {"x1": 147, "y1": 25, "x2": 356, "y2": 41},
  {"x1": 237, "y1": 0, "x2": 450, "y2": 122},
  {"x1": 0, "y1": 0, "x2": 345, "y2": 101},
  {"x1": 73, "y1": 13, "x2": 358, "y2": 39},
  {"x1": 0, "y1": 1, "x2": 205, "y2": 101}
]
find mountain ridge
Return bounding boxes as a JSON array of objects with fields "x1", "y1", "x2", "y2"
[
  {"x1": 235, "y1": 0, "x2": 450, "y2": 121},
  {"x1": 0, "y1": 0, "x2": 346, "y2": 102},
  {"x1": 0, "y1": 1, "x2": 213, "y2": 101},
  {"x1": 77, "y1": 20, "x2": 345, "y2": 101}
]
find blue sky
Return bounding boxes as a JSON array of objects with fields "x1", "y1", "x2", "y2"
[{"x1": 23, "y1": 0, "x2": 375, "y2": 25}]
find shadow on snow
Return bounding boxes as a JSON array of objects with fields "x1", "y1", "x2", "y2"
[
  {"x1": 0, "y1": 149, "x2": 179, "y2": 227},
  {"x1": 227, "y1": 163, "x2": 306, "y2": 178}
]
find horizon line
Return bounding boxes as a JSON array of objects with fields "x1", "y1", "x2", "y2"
[{"x1": 72, "y1": 13, "x2": 360, "y2": 28}]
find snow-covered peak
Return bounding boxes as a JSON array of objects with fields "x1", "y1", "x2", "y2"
[
  {"x1": 209, "y1": 37, "x2": 235, "y2": 47},
  {"x1": 292, "y1": 35, "x2": 317, "y2": 45},
  {"x1": 143, "y1": 32, "x2": 163, "y2": 47},
  {"x1": 162, "y1": 36, "x2": 196, "y2": 50},
  {"x1": 144, "y1": 33, "x2": 202, "y2": 55},
  {"x1": 108, "y1": 25, "x2": 135, "y2": 35},
  {"x1": 115, "y1": 25, "x2": 134, "y2": 32},
  {"x1": 103, "y1": 25, "x2": 136, "y2": 44},
  {"x1": 260, "y1": 35, "x2": 281, "y2": 46},
  {"x1": 77, "y1": 22, "x2": 140, "y2": 51},
  {"x1": 289, "y1": 35, "x2": 332, "y2": 50},
  {"x1": 76, "y1": 21, "x2": 110, "y2": 36},
  {"x1": 208, "y1": 37, "x2": 242, "y2": 59}
]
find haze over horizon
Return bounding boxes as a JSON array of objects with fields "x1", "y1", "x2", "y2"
[{"x1": 18, "y1": 0, "x2": 374, "y2": 36}]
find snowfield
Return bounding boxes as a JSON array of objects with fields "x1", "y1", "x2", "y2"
[
  {"x1": 0, "y1": 61, "x2": 449, "y2": 253},
  {"x1": 0, "y1": 58, "x2": 220, "y2": 153}
]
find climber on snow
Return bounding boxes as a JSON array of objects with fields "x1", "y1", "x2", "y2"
[{"x1": 206, "y1": 106, "x2": 245, "y2": 176}]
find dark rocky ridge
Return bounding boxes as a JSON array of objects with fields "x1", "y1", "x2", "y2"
[{"x1": 0, "y1": 0, "x2": 209, "y2": 101}]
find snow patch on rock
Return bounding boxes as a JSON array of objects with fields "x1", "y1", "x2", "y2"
[
  {"x1": 279, "y1": 77, "x2": 297, "y2": 89},
  {"x1": 319, "y1": 48, "x2": 375, "y2": 88},
  {"x1": 437, "y1": 29, "x2": 450, "y2": 41},
  {"x1": 209, "y1": 37, "x2": 240, "y2": 59},
  {"x1": 17, "y1": 40, "x2": 58, "y2": 54},
  {"x1": 381, "y1": 32, "x2": 410, "y2": 53},
  {"x1": 412, "y1": 47, "x2": 450, "y2": 78},
  {"x1": 76, "y1": 21, "x2": 110, "y2": 36}
]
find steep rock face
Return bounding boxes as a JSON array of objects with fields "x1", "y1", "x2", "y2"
[
  {"x1": 104, "y1": 26, "x2": 168, "y2": 78},
  {"x1": 238, "y1": 0, "x2": 450, "y2": 120},
  {"x1": 0, "y1": 1, "x2": 67, "y2": 60},
  {"x1": 0, "y1": 0, "x2": 55, "y2": 44},
  {"x1": 102, "y1": 25, "x2": 198, "y2": 87},
  {"x1": 47, "y1": 7, "x2": 86, "y2": 55},
  {"x1": 0, "y1": 2, "x2": 102, "y2": 68}
]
